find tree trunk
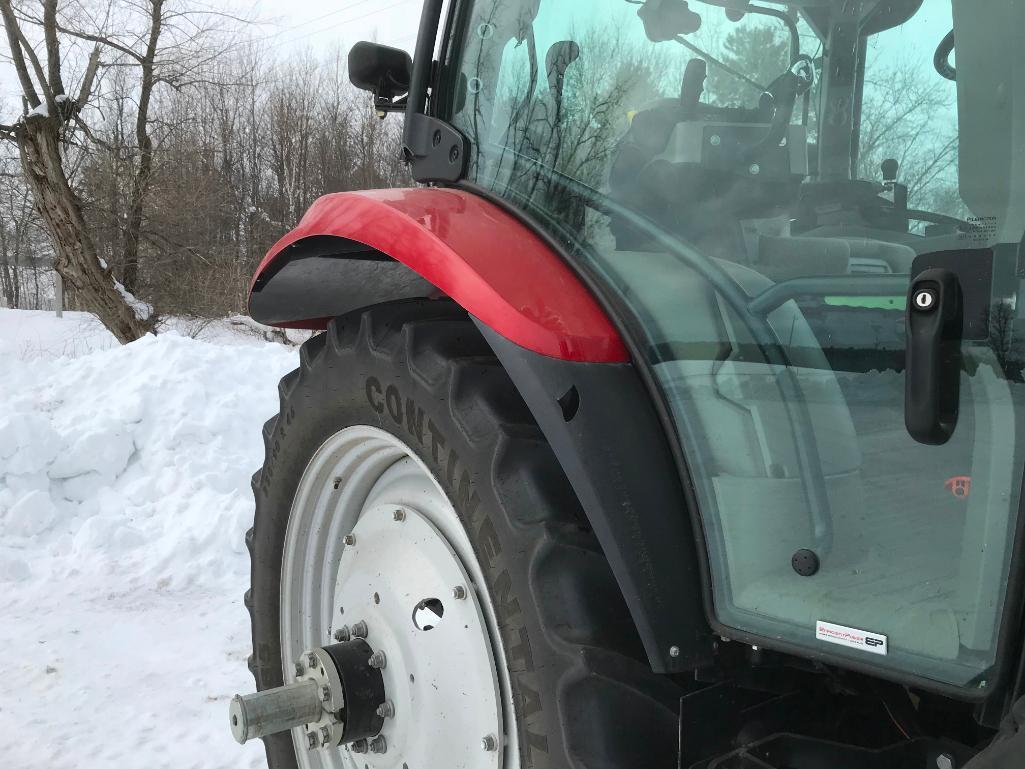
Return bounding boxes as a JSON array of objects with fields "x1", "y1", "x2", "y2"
[
  {"x1": 120, "y1": 0, "x2": 163, "y2": 294},
  {"x1": 17, "y1": 115, "x2": 152, "y2": 342}
]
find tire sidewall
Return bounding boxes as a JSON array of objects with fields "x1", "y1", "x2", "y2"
[{"x1": 251, "y1": 330, "x2": 561, "y2": 769}]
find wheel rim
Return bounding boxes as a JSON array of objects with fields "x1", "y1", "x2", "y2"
[{"x1": 281, "y1": 426, "x2": 519, "y2": 769}]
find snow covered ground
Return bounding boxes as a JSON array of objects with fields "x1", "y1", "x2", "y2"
[{"x1": 0, "y1": 309, "x2": 300, "y2": 769}]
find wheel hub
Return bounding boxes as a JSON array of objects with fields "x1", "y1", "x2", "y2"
[{"x1": 333, "y1": 502, "x2": 503, "y2": 767}]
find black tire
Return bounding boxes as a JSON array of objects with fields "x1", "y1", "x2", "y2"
[{"x1": 246, "y1": 299, "x2": 682, "y2": 769}]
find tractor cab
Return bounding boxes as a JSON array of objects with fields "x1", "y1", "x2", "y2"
[{"x1": 439, "y1": 0, "x2": 1025, "y2": 697}]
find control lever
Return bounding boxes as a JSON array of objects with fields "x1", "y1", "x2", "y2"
[{"x1": 905, "y1": 268, "x2": 963, "y2": 445}]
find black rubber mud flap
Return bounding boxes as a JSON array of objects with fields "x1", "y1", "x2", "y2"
[{"x1": 475, "y1": 321, "x2": 714, "y2": 674}]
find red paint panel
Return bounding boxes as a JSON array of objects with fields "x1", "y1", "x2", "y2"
[{"x1": 250, "y1": 188, "x2": 628, "y2": 363}]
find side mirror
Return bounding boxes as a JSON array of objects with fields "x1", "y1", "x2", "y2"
[{"x1": 348, "y1": 41, "x2": 413, "y2": 114}]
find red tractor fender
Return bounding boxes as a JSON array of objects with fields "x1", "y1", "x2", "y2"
[{"x1": 249, "y1": 188, "x2": 628, "y2": 363}]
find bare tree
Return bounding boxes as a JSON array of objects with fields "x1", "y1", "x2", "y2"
[
  {"x1": 0, "y1": 0, "x2": 248, "y2": 341},
  {"x1": 0, "y1": 14, "x2": 413, "y2": 324},
  {"x1": 0, "y1": 0, "x2": 152, "y2": 341}
]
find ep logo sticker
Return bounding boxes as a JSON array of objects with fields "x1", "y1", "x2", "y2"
[{"x1": 816, "y1": 620, "x2": 888, "y2": 656}]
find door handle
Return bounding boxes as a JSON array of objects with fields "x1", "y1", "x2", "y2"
[{"x1": 905, "y1": 268, "x2": 963, "y2": 445}]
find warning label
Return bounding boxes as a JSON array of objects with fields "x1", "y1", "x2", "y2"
[{"x1": 816, "y1": 620, "x2": 888, "y2": 656}]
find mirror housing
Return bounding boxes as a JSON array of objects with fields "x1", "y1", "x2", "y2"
[{"x1": 348, "y1": 42, "x2": 413, "y2": 114}]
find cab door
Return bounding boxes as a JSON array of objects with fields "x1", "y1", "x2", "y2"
[{"x1": 443, "y1": 0, "x2": 1025, "y2": 691}]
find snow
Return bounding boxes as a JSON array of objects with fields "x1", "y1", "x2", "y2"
[
  {"x1": 0, "y1": 308, "x2": 311, "y2": 361},
  {"x1": 112, "y1": 276, "x2": 155, "y2": 321},
  {"x1": 0, "y1": 308, "x2": 300, "y2": 769}
]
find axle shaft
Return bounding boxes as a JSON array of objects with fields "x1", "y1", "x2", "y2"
[{"x1": 229, "y1": 680, "x2": 322, "y2": 744}]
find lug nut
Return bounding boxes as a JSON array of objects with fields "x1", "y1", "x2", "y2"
[
  {"x1": 320, "y1": 726, "x2": 332, "y2": 745},
  {"x1": 351, "y1": 620, "x2": 369, "y2": 638},
  {"x1": 368, "y1": 651, "x2": 387, "y2": 669},
  {"x1": 294, "y1": 661, "x2": 305, "y2": 678},
  {"x1": 481, "y1": 734, "x2": 498, "y2": 752},
  {"x1": 321, "y1": 685, "x2": 331, "y2": 702},
  {"x1": 306, "y1": 732, "x2": 318, "y2": 750},
  {"x1": 369, "y1": 735, "x2": 388, "y2": 754},
  {"x1": 343, "y1": 534, "x2": 356, "y2": 546},
  {"x1": 350, "y1": 739, "x2": 369, "y2": 754},
  {"x1": 453, "y1": 585, "x2": 467, "y2": 600},
  {"x1": 376, "y1": 701, "x2": 395, "y2": 718},
  {"x1": 333, "y1": 626, "x2": 351, "y2": 642},
  {"x1": 393, "y1": 509, "x2": 406, "y2": 522},
  {"x1": 306, "y1": 652, "x2": 318, "y2": 668}
]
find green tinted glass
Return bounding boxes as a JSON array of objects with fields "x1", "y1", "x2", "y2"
[{"x1": 447, "y1": 0, "x2": 1025, "y2": 689}]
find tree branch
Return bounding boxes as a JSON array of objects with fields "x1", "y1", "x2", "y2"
[
  {"x1": 56, "y1": 25, "x2": 145, "y2": 64},
  {"x1": 43, "y1": 0, "x2": 65, "y2": 96},
  {"x1": 0, "y1": 0, "x2": 42, "y2": 107}
]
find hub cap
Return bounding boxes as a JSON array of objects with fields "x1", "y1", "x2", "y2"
[{"x1": 281, "y1": 426, "x2": 518, "y2": 769}]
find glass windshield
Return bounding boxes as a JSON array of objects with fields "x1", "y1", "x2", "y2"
[{"x1": 446, "y1": 0, "x2": 1025, "y2": 689}]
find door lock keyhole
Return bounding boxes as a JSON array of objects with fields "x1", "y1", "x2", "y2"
[{"x1": 913, "y1": 288, "x2": 937, "y2": 311}]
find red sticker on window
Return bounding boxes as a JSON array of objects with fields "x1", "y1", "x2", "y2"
[{"x1": 944, "y1": 476, "x2": 971, "y2": 499}]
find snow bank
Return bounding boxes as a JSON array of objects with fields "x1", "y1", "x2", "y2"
[
  {"x1": 0, "y1": 309, "x2": 299, "y2": 768},
  {"x1": 0, "y1": 308, "x2": 312, "y2": 361}
]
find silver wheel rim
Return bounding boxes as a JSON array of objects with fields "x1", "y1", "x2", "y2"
[{"x1": 281, "y1": 425, "x2": 519, "y2": 769}]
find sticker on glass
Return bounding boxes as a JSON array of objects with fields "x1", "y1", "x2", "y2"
[{"x1": 816, "y1": 620, "x2": 888, "y2": 656}]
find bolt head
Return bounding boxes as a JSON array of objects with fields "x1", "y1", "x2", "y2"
[
  {"x1": 294, "y1": 661, "x2": 305, "y2": 678},
  {"x1": 306, "y1": 732, "x2": 318, "y2": 750},
  {"x1": 351, "y1": 620, "x2": 369, "y2": 638},
  {"x1": 376, "y1": 701, "x2": 395, "y2": 718},
  {"x1": 306, "y1": 652, "x2": 318, "y2": 668},
  {"x1": 369, "y1": 735, "x2": 388, "y2": 754},
  {"x1": 393, "y1": 509, "x2": 406, "y2": 522},
  {"x1": 453, "y1": 585, "x2": 467, "y2": 600},
  {"x1": 669, "y1": 645, "x2": 681, "y2": 658},
  {"x1": 368, "y1": 651, "x2": 387, "y2": 669},
  {"x1": 343, "y1": 534, "x2": 356, "y2": 546},
  {"x1": 936, "y1": 753, "x2": 955, "y2": 769},
  {"x1": 321, "y1": 685, "x2": 331, "y2": 702},
  {"x1": 350, "y1": 739, "x2": 369, "y2": 754},
  {"x1": 334, "y1": 626, "x2": 351, "y2": 642},
  {"x1": 320, "y1": 726, "x2": 332, "y2": 745},
  {"x1": 481, "y1": 734, "x2": 498, "y2": 752}
]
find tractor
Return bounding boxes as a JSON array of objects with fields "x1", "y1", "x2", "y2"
[{"x1": 228, "y1": 1, "x2": 1025, "y2": 767}]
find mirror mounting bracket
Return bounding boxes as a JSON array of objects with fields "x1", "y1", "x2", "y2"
[
  {"x1": 404, "y1": 113, "x2": 468, "y2": 184},
  {"x1": 402, "y1": 0, "x2": 468, "y2": 184}
]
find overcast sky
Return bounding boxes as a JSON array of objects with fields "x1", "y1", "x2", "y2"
[
  {"x1": 249, "y1": 0, "x2": 422, "y2": 54},
  {"x1": 0, "y1": 0, "x2": 424, "y2": 105}
]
